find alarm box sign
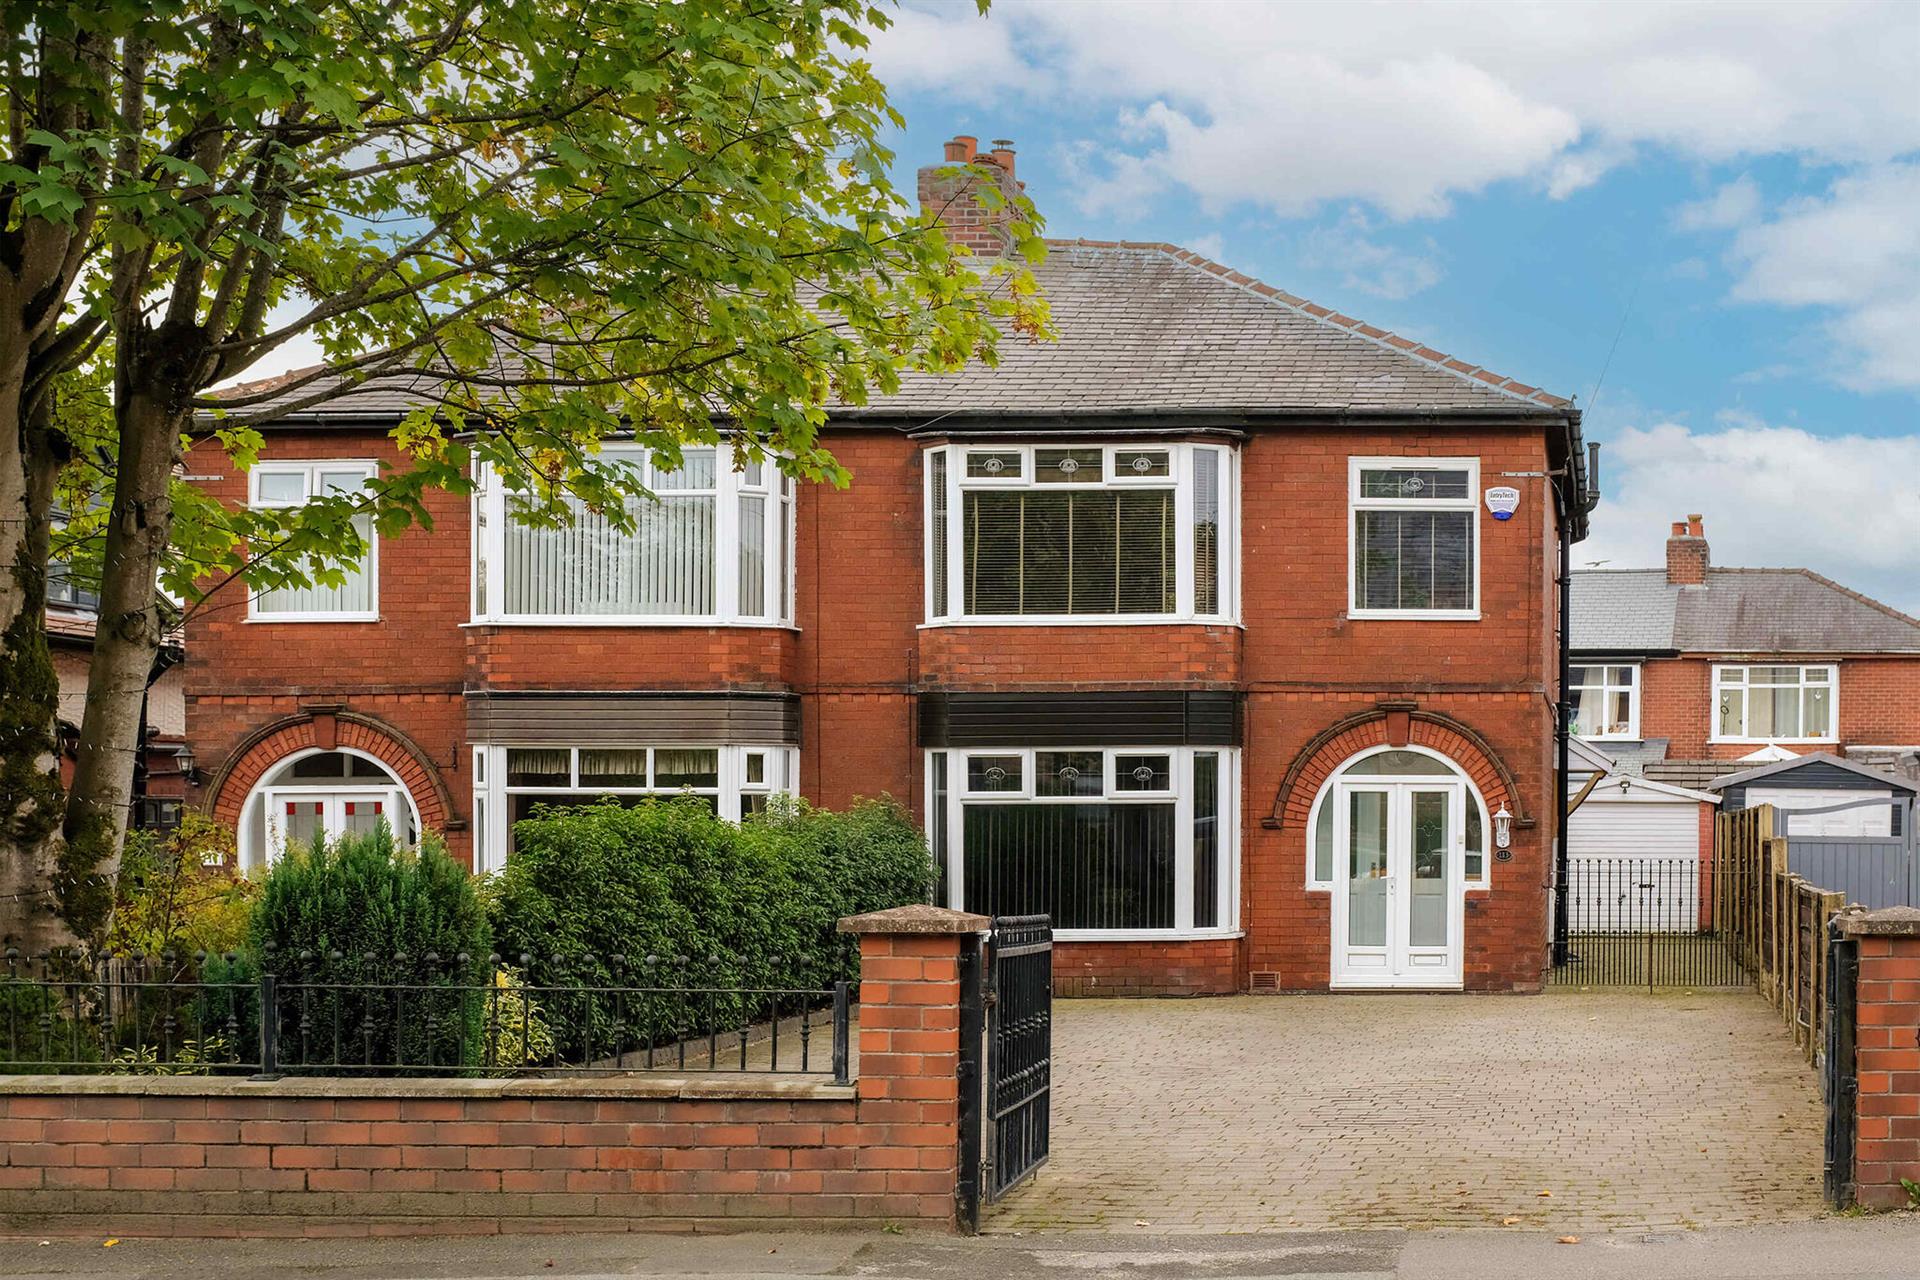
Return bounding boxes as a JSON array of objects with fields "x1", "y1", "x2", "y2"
[{"x1": 1484, "y1": 486, "x2": 1521, "y2": 521}]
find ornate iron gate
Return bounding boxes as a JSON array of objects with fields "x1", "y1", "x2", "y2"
[
  {"x1": 1550, "y1": 854, "x2": 1751, "y2": 989},
  {"x1": 984, "y1": 914, "x2": 1052, "y2": 1202}
]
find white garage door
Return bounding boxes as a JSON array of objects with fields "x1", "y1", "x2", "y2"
[
  {"x1": 1567, "y1": 799, "x2": 1701, "y2": 933},
  {"x1": 1746, "y1": 787, "x2": 1893, "y2": 838}
]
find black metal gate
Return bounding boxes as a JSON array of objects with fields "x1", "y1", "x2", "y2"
[
  {"x1": 984, "y1": 914, "x2": 1052, "y2": 1203},
  {"x1": 1550, "y1": 854, "x2": 1751, "y2": 988},
  {"x1": 1823, "y1": 921, "x2": 1860, "y2": 1208}
]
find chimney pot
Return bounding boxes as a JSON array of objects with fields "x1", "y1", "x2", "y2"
[
  {"x1": 987, "y1": 140, "x2": 1016, "y2": 178},
  {"x1": 1686, "y1": 513, "x2": 1704, "y2": 537},
  {"x1": 944, "y1": 135, "x2": 977, "y2": 163},
  {"x1": 1666, "y1": 514, "x2": 1710, "y2": 586}
]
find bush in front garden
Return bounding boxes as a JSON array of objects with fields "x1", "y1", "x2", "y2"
[
  {"x1": 249, "y1": 824, "x2": 490, "y2": 1071},
  {"x1": 487, "y1": 795, "x2": 933, "y2": 1053}
]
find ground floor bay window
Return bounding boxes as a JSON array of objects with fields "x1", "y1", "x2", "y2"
[
  {"x1": 926, "y1": 747, "x2": 1238, "y2": 938},
  {"x1": 471, "y1": 743, "x2": 795, "y2": 872}
]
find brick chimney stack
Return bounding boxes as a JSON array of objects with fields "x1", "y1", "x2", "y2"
[
  {"x1": 1666, "y1": 513, "x2": 1709, "y2": 585},
  {"x1": 918, "y1": 134, "x2": 1024, "y2": 257}
]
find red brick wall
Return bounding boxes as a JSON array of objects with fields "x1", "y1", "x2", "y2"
[
  {"x1": 1846, "y1": 921, "x2": 1920, "y2": 1210},
  {"x1": 185, "y1": 420, "x2": 1565, "y2": 994},
  {"x1": 1054, "y1": 939, "x2": 1239, "y2": 997},
  {"x1": 0, "y1": 925, "x2": 972, "y2": 1236},
  {"x1": 1632, "y1": 654, "x2": 1920, "y2": 760}
]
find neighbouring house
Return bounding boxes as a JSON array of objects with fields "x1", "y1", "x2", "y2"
[
  {"x1": 183, "y1": 134, "x2": 1592, "y2": 995},
  {"x1": 47, "y1": 549, "x2": 190, "y2": 833}
]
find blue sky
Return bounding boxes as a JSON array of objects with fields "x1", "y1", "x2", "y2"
[{"x1": 867, "y1": 0, "x2": 1920, "y2": 610}]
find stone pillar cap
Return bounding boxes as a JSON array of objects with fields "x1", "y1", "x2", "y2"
[
  {"x1": 838, "y1": 905, "x2": 990, "y2": 935},
  {"x1": 1837, "y1": 905, "x2": 1920, "y2": 937}
]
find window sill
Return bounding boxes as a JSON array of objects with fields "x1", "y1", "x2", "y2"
[
  {"x1": 1345, "y1": 610, "x2": 1482, "y2": 622},
  {"x1": 244, "y1": 614, "x2": 381, "y2": 624},
  {"x1": 464, "y1": 618, "x2": 801, "y2": 632},
  {"x1": 1051, "y1": 928, "x2": 1244, "y2": 943},
  {"x1": 1709, "y1": 737, "x2": 1837, "y2": 746},
  {"x1": 919, "y1": 617, "x2": 1242, "y2": 630}
]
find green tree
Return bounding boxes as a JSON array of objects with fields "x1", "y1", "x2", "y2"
[{"x1": 0, "y1": 0, "x2": 1045, "y2": 951}]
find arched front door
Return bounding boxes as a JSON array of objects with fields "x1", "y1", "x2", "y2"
[{"x1": 1318, "y1": 748, "x2": 1481, "y2": 989}]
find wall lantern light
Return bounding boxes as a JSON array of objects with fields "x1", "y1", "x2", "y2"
[{"x1": 1493, "y1": 805, "x2": 1513, "y2": 850}]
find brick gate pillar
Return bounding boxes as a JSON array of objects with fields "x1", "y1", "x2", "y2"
[
  {"x1": 1839, "y1": 906, "x2": 1920, "y2": 1209},
  {"x1": 837, "y1": 905, "x2": 989, "y2": 1226}
]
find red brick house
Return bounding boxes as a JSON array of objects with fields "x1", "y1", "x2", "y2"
[
  {"x1": 1570, "y1": 515, "x2": 1920, "y2": 788},
  {"x1": 184, "y1": 136, "x2": 1592, "y2": 994}
]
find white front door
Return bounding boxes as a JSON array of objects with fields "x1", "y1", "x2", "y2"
[{"x1": 1331, "y1": 782, "x2": 1465, "y2": 989}]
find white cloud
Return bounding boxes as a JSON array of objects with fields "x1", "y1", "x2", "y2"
[
  {"x1": 1301, "y1": 212, "x2": 1444, "y2": 301},
  {"x1": 1674, "y1": 175, "x2": 1762, "y2": 231},
  {"x1": 1053, "y1": 139, "x2": 1167, "y2": 221},
  {"x1": 1579, "y1": 419, "x2": 1920, "y2": 613},
  {"x1": 872, "y1": 1, "x2": 1920, "y2": 220},
  {"x1": 1724, "y1": 164, "x2": 1920, "y2": 389}
]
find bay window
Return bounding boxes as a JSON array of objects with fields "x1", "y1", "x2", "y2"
[
  {"x1": 1570, "y1": 664, "x2": 1640, "y2": 739},
  {"x1": 926, "y1": 746, "x2": 1238, "y2": 938},
  {"x1": 925, "y1": 442, "x2": 1236, "y2": 623},
  {"x1": 1349, "y1": 457, "x2": 1479, "y2": 618},
  {"x1": 248, "y1": 461, "x2": 378, "y2": 621},
  {"x1": 1713, "y1": 665, "x2": 1836, "y2": 742},
  {"x1": 471, "y1": 447, "x2": 793, "y2": 625},
  {"x1": 471, "y1": 742, "x2": 794, "y2": 871}
]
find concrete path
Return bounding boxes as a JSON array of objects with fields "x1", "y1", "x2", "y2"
[
  {"x1": 989, "y1": 990, "x2": 1828, "y2": 1233},
  {"x1": 4, "y1": 1219, "x2": 1919, "y2": 1279}
]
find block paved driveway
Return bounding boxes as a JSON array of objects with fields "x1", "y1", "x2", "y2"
[{"x1": 987, "y1": 991, "x2": 1828, "y2": 1234}]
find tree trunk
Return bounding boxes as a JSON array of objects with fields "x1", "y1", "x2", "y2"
[
  {"x1": 0, "y1": 349, "x2": 72, "y2": 953},
  {"x1": 58, "y1": 349, "x2": 186, "y2": 945}
]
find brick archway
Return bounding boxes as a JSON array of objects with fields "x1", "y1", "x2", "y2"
[
  {"x1": 1266, "y1": 706, "x2": 1525, "y2": 832},
  {"x1": 207, "y1": 708, "x2": 453, "y2": 832}
]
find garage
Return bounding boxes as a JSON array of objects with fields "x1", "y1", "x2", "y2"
[{"x1": 1565, "y1": 772, "x2": 1718, "y2": 933}]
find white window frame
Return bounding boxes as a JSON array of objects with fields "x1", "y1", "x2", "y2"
[
  {"x1": 469, "y1": 447, "x2": 796, "y2": 627},
  {"x1": 472, "y1": 743, "x2": 796, "y2": 872},
  {"x1": 1711, "y1": 664, "x2": 1839, "y2": 744},
  {"x1": 927, "y1": 745, "x2": 1241, "y2": 941},
  {"x1": 246, "y1": 460, "x2": 379, "y2": 622},
  {"x1": 240, "y1": 746, "x2": 421, "y2": 873},
  {"x1": 1304, "y1": 743, "x2": 1492, "y2": 892},
  {"x1": 1347, "y1": 456, "x2": 1481, "y2": 621},
  {"x1": 924, "y1": 442, "x2": 1239, "y2": 626},
  {"x1": 1570, "y1": 663, "x2": 1642, "y2": 740}
]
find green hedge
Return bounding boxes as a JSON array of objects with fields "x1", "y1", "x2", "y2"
[{"x1": 487, "y1": 795, "x2": 933, "y2": 1047}]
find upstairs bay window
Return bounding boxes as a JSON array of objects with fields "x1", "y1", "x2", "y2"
[
  {"x1": 925, "y1": 443, "x2": 1235, "y2": 624},
  {"x1": 248, "y1": 461, "x2": 378, "y2": 621},
  {"x1": 1349, "y1": 458, "x2": 1479, "y2": 619},
  {"x1": 471, "y1": 447, "x2": 793, "y2": 625},
  {"x1": 1713, "y1": 665, "x2": 1836, "y2": 742},
  {"x1": 926, "y1": 746, "x2": 1238, "y2": 938}
]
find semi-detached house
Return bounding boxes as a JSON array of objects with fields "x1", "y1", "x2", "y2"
[{"x1": 185, "y1": 136, "x2": 1592, "y2": 995}]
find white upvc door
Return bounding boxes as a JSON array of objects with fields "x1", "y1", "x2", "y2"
[{"x1": 1331, "y1": 781, "x2": 1466, "y2": 989}]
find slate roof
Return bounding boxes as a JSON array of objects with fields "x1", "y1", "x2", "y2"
[
  {"x1": 210, "y1": 241, "x2": 1574, "y2": 425},
  {"x1": 1570, "y1": 568, "x2": 1920, "y2": 655}
]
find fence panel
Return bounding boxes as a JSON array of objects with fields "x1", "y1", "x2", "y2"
[{"x1": 1786, "y1": 838, "x2": 1917, "y2": 910}]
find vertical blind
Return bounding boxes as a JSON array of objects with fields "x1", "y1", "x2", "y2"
[
  {"x1": 1353, "y1": 509, "x2": 1473, "y2": 611},
  {"x1": 963, "y1": 489, "x2": 1175, "y2": 616},
  {"x1": 963, "y1": 803, "x2": 1177, "y2": 930}
]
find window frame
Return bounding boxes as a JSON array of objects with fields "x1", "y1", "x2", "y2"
[
  {"x1": 1304, "y1": 743, "x2": 1492, "y2": 892},
  {"x1": 239, "y1": 746, "x2": 420, "y2": 872},
  {"x1": 1710, "y1": 663, "x2": 1839, "y2": 744},
  {"x1": 246, "y1": 460, "x2": 380, "y2": 623},
  {"x1": 1569, "y1": 663, "x2": 1642, "y2": 740},
  {"x1": 924, "y1": 442, "x2": 1238, "y2": 626},
  {"x1": 472, "y1": 742, "x2": 796, "y2": 872},
  {"x1": 1346, "y1": 456, "x2": 1482, "y2": 621},
  {"x1": 469, "y1": 447, "x2": 796, "y2": 628},
  {"x1": 928, "y1": 745, "x2": 1241, "y2": 941}
]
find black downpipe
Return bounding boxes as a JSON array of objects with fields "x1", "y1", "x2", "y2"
[{"x1": 1552, "y1": 494, "x2": 1573, "y2": 967}]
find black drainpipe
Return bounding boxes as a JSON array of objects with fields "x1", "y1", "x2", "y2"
[{"x1": 1552, "y1": 439, "x2": 1600, "y2": 969}]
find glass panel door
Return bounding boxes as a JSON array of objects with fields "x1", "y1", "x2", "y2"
[
  {"x1": 1406, "y1": 788, "x2": 1451, "y2": 949},
  {"x1": 1346, "y1": 789, "x2": 1391, "y2": 948}
]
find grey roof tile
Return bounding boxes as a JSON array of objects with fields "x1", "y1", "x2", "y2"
[{"x1": 1572, "y1": 568, "x2": 1920, "y2": 655}]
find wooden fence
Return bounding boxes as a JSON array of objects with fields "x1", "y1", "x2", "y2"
[{"x1": 1715, "y1": 805, "x2": 1847, "y2": 1066}]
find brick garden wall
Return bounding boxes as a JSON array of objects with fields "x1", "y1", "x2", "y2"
[
  {"x1": 0, "y1": 913, "x2": 981, "y2": 1238},
  {"x1": 1840, "y1": 909, "x2": 1920, "y2": 1210}
]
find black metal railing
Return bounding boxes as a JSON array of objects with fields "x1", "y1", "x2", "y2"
[
  {"x1": 984, "y1": 914, "x2": 1052, "y2": 1201},
  {"x1": 1550, "y1": 854, "x2": 1753, "y2": 989},
  {"x1": 0, "y1": 949, "x2": 851, "y2": 1081}
]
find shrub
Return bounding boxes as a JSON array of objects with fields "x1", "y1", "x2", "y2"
[
  {"x1": 487, "y1": 795, "x2": 933, "y2": 1051},
  {"x1": 249, "y1": 825, "x2": 490, "y2": 1071},
  {"x1": 107, "y1": 811, "x2": 257, "y2": 961}
]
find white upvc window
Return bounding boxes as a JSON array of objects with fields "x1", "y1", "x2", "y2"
[
  {"x1": 470, "y1": 446, "x2": 794, "y2": 626},
  {"x1": 925, "y1": 746, "x2": 1240, "y2": 940},
  {"x1": 1305, "y1": 745, "x2": 1492, "y2": 891},
  {"x1": 247, "y1": 461, "x2": 378, "y2": 621},
  {"x1": 240, "y1": 748, "x2": 421, "y2": 873},
  {"x1": 471, "y1": 742, "x2": 796, "y2": 872},
  {"x1": 1570, "y1": 664, "x2": 1641, "y2": 739},
  {"x1": 1348, "y1": 457, "x2": 1480, "y2": 619},
  {"x1": 1712, "y1": 664, "x2": 1837, "y2": 743},
  {"x1": 924, "y1": 442, "x2": 1237, "y2": 624}
]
